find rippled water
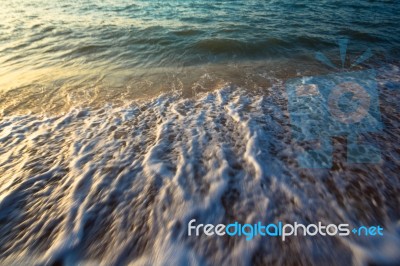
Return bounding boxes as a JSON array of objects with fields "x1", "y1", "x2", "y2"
[
  {"x1": 1, "y1": 1, "x2": 400, "y2": 265},
  {"x1": 1, "y1": 0, "x2": 400, "y2": 113}
]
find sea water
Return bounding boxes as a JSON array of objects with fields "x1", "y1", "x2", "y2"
[{"x1": 0, "y1": 1, "x2": 400, "y2": 265}]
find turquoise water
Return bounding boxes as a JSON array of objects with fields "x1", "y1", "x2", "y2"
[
  {"x1": 1, "y1": 0, "x2": 400, "y2": 113},
  {"x1": 1, "y1": 1, "x2": 400, "y2": 265},
  {"x1": 2, "y1": 0, "x2": 399, "y2": 70}
]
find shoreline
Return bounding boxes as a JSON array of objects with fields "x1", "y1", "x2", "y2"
[
  {"x1": 1, "y1": 57, "x2": 398, "y2": 116},
  {"x1": 0, "y1": 84, "x2": 399, "y2": 265}
]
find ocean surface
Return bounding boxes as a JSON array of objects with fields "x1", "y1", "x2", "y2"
[{"x1": 0, "y1": 0, "x2": 400, "y2": 265}]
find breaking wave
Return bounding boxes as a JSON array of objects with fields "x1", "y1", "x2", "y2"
[{"x1": 0, "y1": 81, "x2": 399, "y2": 265}]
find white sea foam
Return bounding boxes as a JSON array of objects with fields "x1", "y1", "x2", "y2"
[{"x1": 0, "y1": 81, "x2": 399, "y2": 265}]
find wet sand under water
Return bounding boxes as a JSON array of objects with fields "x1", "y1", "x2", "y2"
[{"x1": 0, "y1": 58, "x2": 384, "y2": 115}]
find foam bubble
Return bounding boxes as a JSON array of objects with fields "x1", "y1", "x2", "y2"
[{"x1": 0, "y1": 79, "x2": 399, "y2": 265}]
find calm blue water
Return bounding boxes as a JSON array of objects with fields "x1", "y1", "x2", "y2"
[
  {"x1": 1, "y1": 0, "x2": 399, "y2": 71},
  {"x1": 1, "y1": 0, "x2": 399, "y2": 112}
]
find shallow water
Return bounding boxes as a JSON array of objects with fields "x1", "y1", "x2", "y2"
[
  {"x1": 1, "y1": 78, "x2": 400, "y2": 265},
  {"x1": 1, "y1": 1, "x2": 400, "y2": 265},
  {"x1": 1, "y1": 0, "x2": 400, "y2": 113}
]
